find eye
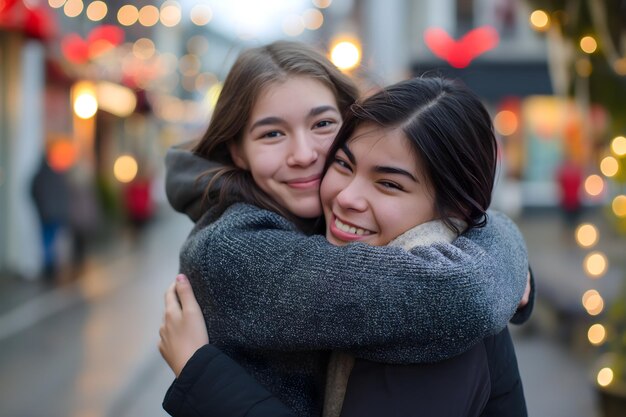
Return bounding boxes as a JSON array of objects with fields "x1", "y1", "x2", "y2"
[
  {"x1": 313, "y1": 120, "x2": 336, "y2": 130},
  {"x1": 260, "y1": 130, "x2": 284, "y2": 139},
  {"x1": 378, "y1": 181, "x2": 404, "y2": 191},
  {"x1": 333, "y1": 156, "x2": 352, "y2": 172}
]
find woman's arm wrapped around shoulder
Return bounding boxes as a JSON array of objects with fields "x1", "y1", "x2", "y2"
[{"x1": 183, "y1": 204, "x2": 528, "y2": 363}]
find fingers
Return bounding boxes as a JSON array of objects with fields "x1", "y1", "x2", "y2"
[{"x1": 175, "y1": 274, "x2": 202, "y2": 314}]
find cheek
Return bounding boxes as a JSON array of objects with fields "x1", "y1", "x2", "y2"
[{"x1": 320, "y1": 171, "x2": 341, "y2": 206}]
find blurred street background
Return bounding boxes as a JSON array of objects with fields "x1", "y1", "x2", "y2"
[{"x1": 1, "y1": 0, "x2": 625, "y2": 416}]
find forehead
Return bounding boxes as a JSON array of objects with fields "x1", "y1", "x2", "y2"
[
  {"x1": 347, "y1": 124, "x2": 412, "y2": 153},
  {"x1": 252, "y1": 76, "x2": 338, "y2": 114}
]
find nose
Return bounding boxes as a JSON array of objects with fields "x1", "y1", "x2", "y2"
[
  {"x1": 335, "y1": 178, "x2": 368, "y2": 212},
  {"x1": 286, "y1": 131, "x2": 319, "y2": 167}
]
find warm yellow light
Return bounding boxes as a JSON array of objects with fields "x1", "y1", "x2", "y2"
[
  {"x1": 179, "y1": 54, "x2": 201, "y2": 77},
  {"x1": 330, "y1": 40, "x2": 361, "y2": 71},
  {"x1": 282, "y1": 14, "x2": 305, "y2": 37},
  {"x1": 580, "y1": 36, "x2": 598, "y2": 54},
  {"x1": 190, "y1": 4, "x2": 213, "y2": 25},
  {"x1": 583, "y1": 291, "x2": 604, "y2": 315},
  {"x1": 575, "y1": 224, "x2": 598, "y2": 248},
  {"x1": 114, "y1": 155, "x2": 138, "y2": 183},
  {"x1": 160, "y1": 1, "x2": 182, "y2": 27},
  {"x1": 133, "y1": 38, "x2": 156, "y2": 60},
  {"x1": 612, "y1": 195, "x2": 626, "y2": 217},
  {"x1": 584, "y1": 252, "x2": 608, "y2": 278},
  {"x1": 86, "y1": 1, "x2": 107, "y2": 21},
  {"x1": 494, "y1": 110, "x2": 518, "y2": 136},
  {"x1": 582, "y1": 289, "x2": 600, "y2": 305},
  {"x1": 529, "y1": 10, "x2": 550, "y2": 31},
  {"x1": 64, "y1": 0, "x2": 84, "y2": 18},
  {"x1": 118, "y1": 5, "x2": 139, "y2": 26},
  {"x1": 614, "y1": 58, "x2": 626, "y2": 76},
  {"x1": 588, "y1": 324, "x2": 606, "y2": 345},
  {"x1": 600, "y1": 156, "x2": 619, "y2": 177},
  {"x1": 597, "y1": 368, "x2": 614, "y2": 387},
  {"x1": 96, "y1": 81, "x2": 137, "y2": 118},
  {"x1": 611, "y1": 136, "x2": 626, "y2": 156},
  {"x1": 49, "y1": 0, "x2": 67, "y2": 9},
  {"x1": 584, "y1": 174, "x2": 604, "y2": 196},
  {"x1": 138, "y1": 5, "x2": 159, "y2": 27},
  {"x1": 313, "y1": 0, "x2": 332, "y2": 8},
  {"x1": 303, "y1": 9, "x2": 324, "y2": 30},
  {"x1": 206, "y1": 83, "x2": 223, "y2": 109},
  {"x1": 576, "y1": 58, "x2": 592, "y2": 77},
  {"x1": 73, "y1": 87, "x2": 98, "y2": 119}
]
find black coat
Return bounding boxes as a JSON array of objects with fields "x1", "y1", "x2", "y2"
[{"x1": 163, "y1": 273, "x2": 535, "y2": 417}]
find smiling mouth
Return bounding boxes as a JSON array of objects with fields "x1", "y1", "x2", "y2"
[
  {"x1": 286, "y1": 175, "x2": 321, "y2": 189},
  {"x1": 332, "y1": 216, "x2": 374, "y2": 238}
]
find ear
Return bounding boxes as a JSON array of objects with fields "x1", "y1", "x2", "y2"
[{"x1": 228, "y1": 142, "x2": 248, "y2": 169}]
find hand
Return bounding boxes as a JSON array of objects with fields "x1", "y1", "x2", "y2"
[
  {"x1": 518, "y1": 271, "x2": 531, "y2": 309},
  {"x1": 159, "y1": 274, "x2": 209, "y2": 378}
]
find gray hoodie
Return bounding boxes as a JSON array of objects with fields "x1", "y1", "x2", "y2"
[{"x1": 166, "y1": 145, "x2": 529, "y2": 417}]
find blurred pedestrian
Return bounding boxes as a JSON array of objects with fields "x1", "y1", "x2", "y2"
[
  {"x1": 30, "y1": 154, "x2": 70, "y2": 279},
  {"x1": 556, "y1": 157, "x2": 583, "y2": 230}
]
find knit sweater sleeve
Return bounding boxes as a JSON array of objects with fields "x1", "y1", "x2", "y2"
[{"x1": 181, "y1": 204, "x2": 528, "y2": 363}]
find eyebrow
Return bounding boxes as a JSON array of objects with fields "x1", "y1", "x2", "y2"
[
  {"x1": 340, "y1": 144, "x2": 418, "y2": 183},
  {"x1": 249, "y1": 105, "x2": 339, "y2": 132}
]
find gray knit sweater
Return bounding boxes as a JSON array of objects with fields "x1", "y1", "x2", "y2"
[{"x1": 167, "y1": 145, "x2": 529, "y2": 417}]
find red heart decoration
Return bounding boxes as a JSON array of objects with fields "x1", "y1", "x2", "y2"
[
  {"x1": 424, "y1": 26, "x2": 499, "y2": 68},
  {"x1": 61, "y1": 25, "x2": 124, "y2": 64},
  {"x1": 62, "y1": 33, "x2": 90, "y2": 64}
]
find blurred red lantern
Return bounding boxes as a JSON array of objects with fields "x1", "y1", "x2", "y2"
[
  {"x1": 424, "y1": 26, "x2": 499, "y2": 68},
  {"x1": 62, "y1": 25, "x2": 125, "y2": 64},
  {"x1": 0, "y1": 0, "x2": 56, "y2": 41}
]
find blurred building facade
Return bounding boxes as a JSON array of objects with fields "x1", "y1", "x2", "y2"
[{"x1": 0, "y1": 0, "x2": 608, "y2": 279}]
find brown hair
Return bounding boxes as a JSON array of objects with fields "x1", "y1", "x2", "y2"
[{"x1": 194, "y1": 40, "x2": 359, "y2": 225}]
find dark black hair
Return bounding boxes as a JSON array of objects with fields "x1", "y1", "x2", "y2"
[{"x1": 324, "y1": 76, "x2": 497, "y2": 233}]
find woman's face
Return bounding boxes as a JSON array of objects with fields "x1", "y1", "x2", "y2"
[
  {"x1": 320, "y1": 123, "x2": 437, "y2": 246},
  {"x1": 231, "y1": 76, "x2": 342, "y2": 218}
]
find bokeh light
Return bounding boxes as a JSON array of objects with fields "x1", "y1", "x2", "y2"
[
  {"x1": 206, "y1": 83, "x2": 223, "y2": 109},
  {"x1": 179, "y1": 54, "x2": 201, "y2": 76},
  {"x1": 313, "y1": 0, "x2": 332, "y2": 8},
  {"x1": 282, "y1": 14, "x2": 305, "y2": 36},
  {"x1": 133, "y1": 38, "x2": 156, "y2": 60},
  {"x1": 575, "y1": 223, "x2": 598, "y2": 248},
  {"x1": 138, "y1": 5, "x2": 160, "y2": 27},
  {"x1": 580, "y1": 36, "x2": 598, "y2": 54},
  {"x1": 118, "y1": 5, "x2": 139, "y2": 26},
  {"x1": 73, "y1": 92, "x2": 98, "y2": 119},
  {"x1": 611, "y1": 136, "x2": 626, "y2": 156},
  {"x1": 160, "y1": 1, "x2": 182, "y2": 27},
  {"x1": 191, "y1": 4, "x2": 213, "y2": 25},
  {"x1": 600, "y1": 156, "x2": 619, "y2": 177},
  {"x1": 114, "y1": 155, "x2": 138, "y2": 183},
  {"x1": 86, "y1": 1, "x2": 107, "y2": 21},
  {"x1": 49, "y1": 0, "x2": 67, "y2": 9},
  {"x1": 612, "y1": 195, "x2": 626, "y2": 217},
  {"x1": 583, "y1": 252, "x2": 608, "y2": 278},
  {"x1": 588, "y1": 323, "x2": 606, "y2": 345},
  {"x1": 494, "y1": 110, "x2": 518, "y2": 136},
  {"x1": 529, "y1": 10, "x2": 550, "y2": 31},
  {"x1": 597, "y1": 368, "x2": 614, "y2": 387},
  {"x1": 303, "y1": 9, "x2": 324, "y2": 30},
  {"x1": 582, "y1": 290, "x2": 604, "y2": 315},
  {"x1": 47, "y1": 140, "x2": 77, "y2": 172},
  {"x1": 330, "y1": 40, "x2": 361, "y2": 71},
  {"x1": 575, "y1": 58, "x2": 592, "y2": 77},
  {"x1": 584, "y1": 174, "x2": 604, "y2": 196},
  {"x1": 64, "y1": 0, "x2": 84, "y2": 18},
  {"x1": 614, "y1": 58, "x2": 626, "y2": 75}
]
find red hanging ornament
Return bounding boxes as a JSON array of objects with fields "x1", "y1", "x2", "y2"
[{"x1": 424, "y1": 26, "x2": 499, "y2": 68}]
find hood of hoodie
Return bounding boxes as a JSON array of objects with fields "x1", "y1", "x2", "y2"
[{"x1": 165, "y1": 141, "x2": 223, "y2": 223}]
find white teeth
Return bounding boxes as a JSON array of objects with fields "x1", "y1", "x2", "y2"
[{"x1": 334, "y1": 218, "x2": 370, "y2": 236}]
